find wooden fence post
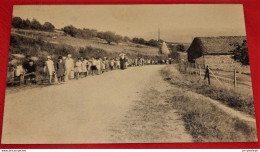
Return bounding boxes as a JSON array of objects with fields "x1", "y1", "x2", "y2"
[
  {"x1": 199, "y1": 64, "x2": 201, "y2": 78},
  {"x1": 184, "y1": 62, "x2": 187, "y2": 73},
  {"x1": 234, "y1": 69, "x2": 237, "y2": 88},
  {"x1": 195, "y1": 64, "x2": 198, "y2": 75}
]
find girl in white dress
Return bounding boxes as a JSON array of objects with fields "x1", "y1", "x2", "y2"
[
  {"x1": 96, "y1": 57, "x2": 101, "y2": 75},
  {"x1": 75, "y1": 58, "x2": 82, "y2": 79},
  {"x1": 44, "y1": 56, "x2": 55, "y2": 84},
  {"x1": 81, "y1": 58, "x2": 88, "y2": 77}
]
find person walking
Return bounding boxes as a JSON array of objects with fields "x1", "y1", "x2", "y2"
[
  {"x1": 90, "y1": 56, "x2": 97, "y2": 76},
  {"x1": 44, "y1": 56, "x2": 55, "y2": 84},
  {"x1": 101, "y1": 58, "x2": 106, "y2": 73},
  {"x1": 116, "y1": 58, "x2": 120, "y2": 70},
  {"x1": 134, "y1": 58, "x2": 138, "y2": 66},
  {"x1": 65, "y1": 54, "x2": 74, "y2": 80},
  {"x1": 204, "y1": 65, "x2": 210, "y2": 85},
  {"x1": 75, "y1": 57, "x2": 82, "y2": 79},
  {"x1": 24, "y1": 60, "x2": 37, "y2": 84},
  {"x1": 104, "y1": 57, "x2": 109, "y2": 72},
  {"x1": 82, "y1": 58, "x2": 88, "y2": 77},
  {"x1": 120, "y1": 55, "x2": 126, "y2": 70},
  {"x1": 62, "y1": 56, "x2": 68, "y2": 81},
  {"x1": 56, "y1": 56, "x2": 66, "y2": 84},
  {"x1": 110, "y1": 58, "x2": 115, "y2": 70},
  {"x1": 96, "y1": 57, "x2": 101, "y2": 75}
]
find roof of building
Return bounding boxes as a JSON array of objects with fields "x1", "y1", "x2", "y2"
[{"x1": 187, "y1": 36, "x2": 247, "y2": 55}]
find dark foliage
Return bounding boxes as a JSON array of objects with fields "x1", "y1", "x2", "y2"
[
  {"x1": 232, "y1": 40, "x2": 249, "y2": 65},
  {"x1": 132, "y1": 37, "x2": 159, "y2": 47},
  {"x1": 12, "y1": 17, "x2": 55, "y2": 32}
]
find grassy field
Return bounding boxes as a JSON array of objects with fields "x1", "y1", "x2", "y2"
[
  {"x1": 11, "y1": 28, "x2": 159, "y2": 56},
  {"x1": 161, "y1": 65, "x2": 255, "y2": 116},
  {"x1": 160, "y1": 65, "x2": 257, "y2": 142}
]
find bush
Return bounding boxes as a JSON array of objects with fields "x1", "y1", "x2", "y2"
[
  {"x1": 232, "y1": 40, "x2": 249, "y2": 65},
  {"x1": 42, "y1": 22, "x2": 55, "y2": 31},
  {"x1": 31, "y1": 18, "x2": 42, "y2": 30},
  {"x1": 97, "y1": 31, "x2": 121, "y2": 44},
  {"x1": 63, "y1": 25, "x2": 78, "y2": 37},
  {"x1": 78, "y1": 46, "x2": 108, "y2": 58},
  {"x1": 132, "y1": 37, "x2": 159, "y2": 47}
]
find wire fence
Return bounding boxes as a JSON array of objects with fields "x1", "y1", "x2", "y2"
[{"x1": 178, "y1": 61, "x2": 252, "y2": 89}]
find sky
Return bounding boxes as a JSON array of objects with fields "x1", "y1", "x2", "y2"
[{"x1": 13, "y1": 5, "x2": 247, "y2": 42}]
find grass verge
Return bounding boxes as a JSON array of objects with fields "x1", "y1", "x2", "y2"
[
  {"x1": 161, "y1": 65, "x2": 255, "y2": 116},
  {"x1": 164, "y1": 89, "x2": 257, "y2": 142}
]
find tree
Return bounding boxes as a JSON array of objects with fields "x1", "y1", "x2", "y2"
[
  {"x1": 232, "y1": 40, "x2": 249, "y2": 65},
  {"x1": 123, "y1": 36, "x2": 130, "y2": 42},
  {"x1": 147, "y1": 39, "x2": 159, "y2": 47},
  {"x1": 114, "y1": 35, "x2": 123, "y2": 44},
  {"x1": 31, "y1": 18, "x2": 42, "y2": 30},
  {"x1": 12, "y1": 17, "x2": 23, "y2": 28},
  {"x1": 132, "y1": 37, "x2": 139, "y2": 43},
  {"x1": 100, "y1": 31, "x2": 118, "y2": 44},
  {"x1": 63, "y1": 25, "x2": 78, "y2": 37},
  {"x1": 42, "y1": 22, "x2": 55, "y2": 31},
  {"x1": 21, "y1": 19, "x2": 31, "y2": 29},
  {"x1": 138, "y1": 38, "x2": 146, "y2": 44},
  {"x1": 176, "y1": 44, "x2": 185, "y2": 52}
]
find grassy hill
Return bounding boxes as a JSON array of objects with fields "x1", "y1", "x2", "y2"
[
  {"x1": 7, "y1": 28, "x2": 165, "y2": 83},
  {"x1": 10, "y1": 28, "x2": 159, "y2": 59}
]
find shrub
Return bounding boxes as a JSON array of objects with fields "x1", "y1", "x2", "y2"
[
  {"x1": 78, "y1": 46, "x2": 108, "y2": 58},
  {"x1": 42, "y1": 22, "x2": 55, "y2": 31},
  {"x1": 63, "y1": 25, "x2": 78, "y2": 37},
  {"x1": 30, "y1": 18, "x2": 42, "y2": 30}
]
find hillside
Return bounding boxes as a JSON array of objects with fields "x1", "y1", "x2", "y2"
[{"x1": 11, "y1": 28, "x2": 159, "y2": 58}]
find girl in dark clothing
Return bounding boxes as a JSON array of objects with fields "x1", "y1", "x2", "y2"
[
  {"x1": 56, "y1": 56, "x2": 66, "y2": 83},
  {"x1": 120, "y1": 56, "x2": 126, "y2": 70}
]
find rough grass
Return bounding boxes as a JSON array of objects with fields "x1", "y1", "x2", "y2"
[
  {"x1": 12, "y1": 28, "x2": 159, "y2": 56},
  {"x1": 161, "y1": 65, "x2": 255, "y2": 116},
  {"x1": 164, "y1": 89, "x2": 257, "y2": 142}
]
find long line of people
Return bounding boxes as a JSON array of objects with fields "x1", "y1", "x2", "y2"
[{"x1": 10, "y1": 54, "x2": 173, "y2": 85}]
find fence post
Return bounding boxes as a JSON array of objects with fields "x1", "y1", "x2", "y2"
[
  {"x1": 199, "y1": 64, "x2": 201, "y2": 78},
  {"x1": 184, "y1": 62, "x2": 187, "y2": 73},
  {"x1": 195, "y1": 64, "x2": 198, "y2": 75},
  {"x1": 234, "y1": 69, "x2": 237, "y2": 88}
]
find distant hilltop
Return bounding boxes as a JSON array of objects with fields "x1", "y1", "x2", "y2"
[{"x1": 135, "y1": 28, "x2": 246, "y2": 44}]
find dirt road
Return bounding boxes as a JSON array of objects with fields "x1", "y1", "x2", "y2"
[{"x1": 2, "y1": 65, "x2": 193, "y2": 144}]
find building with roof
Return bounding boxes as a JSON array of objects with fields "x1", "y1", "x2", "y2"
[{"x1": 187, "y1": 36, "x2": 247, "y2": 71}]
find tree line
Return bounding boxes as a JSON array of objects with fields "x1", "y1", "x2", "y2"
[
  {"x1": 62, "y1": 25, "x2": 131, "y2": 44},
  {"x1": 12, "y1": 17, "x2": 55, "y2": 31},
  {"x1": 132, "y1": 38, "x2": 160, "y2": 47},
  {"x1": 12, "y1": 17, "x2": 161, "y2": 47},
  {"x1": 62, "y1": 25, "x2": 160, "y2": 47}
]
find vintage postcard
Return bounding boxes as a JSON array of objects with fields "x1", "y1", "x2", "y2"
[{"x1": 2, "y1": 4, "x2": 256, "y2": 144}]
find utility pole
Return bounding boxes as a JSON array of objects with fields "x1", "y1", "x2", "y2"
[
  {"x1": 158, "y1": 28, "x2": 161, "y2": 55},
  {"x1": 158, "y1": 28, "x2": 160, "y2": 42}
]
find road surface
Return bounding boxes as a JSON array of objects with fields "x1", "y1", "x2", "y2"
[{"x1": 2, "y1": 65, "x2": 193, "y2": 144}]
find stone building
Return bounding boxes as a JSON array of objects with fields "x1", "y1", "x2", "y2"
[{"x1": 187, "y1": 36, "x2": 248, "y2": 71}]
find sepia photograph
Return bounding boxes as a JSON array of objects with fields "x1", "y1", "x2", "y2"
[{"x1": 1, "y1": 4, "x2": 257, "y2": 144}]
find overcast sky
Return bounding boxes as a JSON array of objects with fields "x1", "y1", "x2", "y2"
[{"x1": 13, "y1": 5, "x2": 246, "y2": 41}]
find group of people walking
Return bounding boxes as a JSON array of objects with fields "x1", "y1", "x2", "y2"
[
  {"x1": 10, "y1": 54, "x2": 172, "y2": 85},
  {"x1": 42, "y1": 54, "x2": 129, "y2": 84}
]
